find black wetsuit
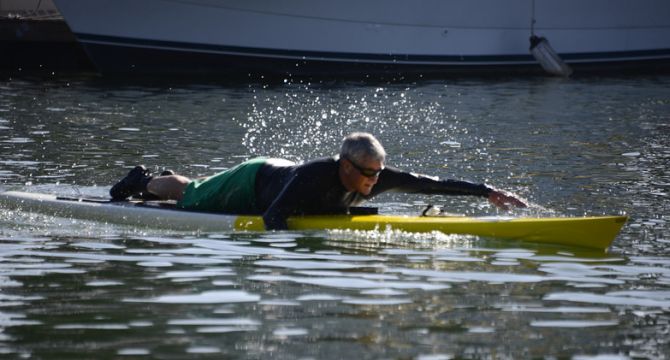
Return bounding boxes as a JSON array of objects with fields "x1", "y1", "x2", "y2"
[{"x1": 254, "y1": 157, "x2": 492, "y2": 230}]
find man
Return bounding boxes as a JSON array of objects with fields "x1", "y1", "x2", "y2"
[{"x1": 110, "y1": 132, "x2": 527, "y2": 230}]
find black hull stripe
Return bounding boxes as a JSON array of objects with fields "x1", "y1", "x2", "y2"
[{"x1": 77, "y1": 33, "x2": 670, "y2": 65}]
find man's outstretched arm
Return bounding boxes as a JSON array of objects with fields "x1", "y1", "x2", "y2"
[{"x1": 374, "y1": 166, "x2": 527, "y2": 209}]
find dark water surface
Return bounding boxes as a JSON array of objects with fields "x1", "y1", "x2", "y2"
[{"x1": 1, "y1": 74, "x2": 669, "y2": 359}]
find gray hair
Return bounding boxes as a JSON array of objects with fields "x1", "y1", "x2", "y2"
[{"x1": 340, "y1": 132, "x2": 386, "y2": 163}]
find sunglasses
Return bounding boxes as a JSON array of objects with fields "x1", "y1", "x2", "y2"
[{"x1": 345, "y1": 157, "x2": 384, "y2": 178}]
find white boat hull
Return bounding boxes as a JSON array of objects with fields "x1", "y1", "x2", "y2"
[{"x1": 51, "y1": 0, "x2": 670, "y2": 75}]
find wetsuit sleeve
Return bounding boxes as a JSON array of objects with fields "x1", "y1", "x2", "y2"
[
  {"x1": 258, "y1": 158, "x2": 343, "y2": 231},
  {"x1": 262, "y1": 174, "x2": 302, "y2": 230},
  {"x1": 372, "y1": 166, "x2": 493, "y2": 197}
]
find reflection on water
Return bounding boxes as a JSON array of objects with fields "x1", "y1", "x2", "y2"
[
  {"x1": 1, "y1": 231, "x2": 668, "y2": 358},
  {"x1": 0, "y1": 74, "x2": 669, "y2": 358}
]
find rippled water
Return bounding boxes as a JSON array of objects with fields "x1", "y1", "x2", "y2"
[{"x1": 1, "y1": 74, "x2": 669, "y2": 359}]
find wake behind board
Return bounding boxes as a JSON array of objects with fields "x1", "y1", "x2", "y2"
[{"x1": 0, "y1": 191, "x2": 627, "y2": 250}]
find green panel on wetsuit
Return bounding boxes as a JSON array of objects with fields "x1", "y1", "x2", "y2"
[{"x1": 177, "y1": 157, "x2": 266, "y2": 214}]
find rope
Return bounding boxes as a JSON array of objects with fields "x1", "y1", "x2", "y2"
[{"x1": 530, "y1": 0, "x2": 536, "y2": 36}]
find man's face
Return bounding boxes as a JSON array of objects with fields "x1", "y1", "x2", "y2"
[{"x1": 345, "y1": 157, "x2": 384, "y2": 195}]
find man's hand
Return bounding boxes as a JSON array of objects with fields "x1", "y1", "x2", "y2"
[{"x1": 487, "y1": 189, "x2": 528, "y2": 210}]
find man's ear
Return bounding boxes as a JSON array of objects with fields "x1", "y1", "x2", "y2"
[
  {"x1": 340, "y1": 158, "x2": 348, "y2": 168},
  {"x1": 341, "y1": 158, "x2": 354, "y2": 174}
]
